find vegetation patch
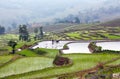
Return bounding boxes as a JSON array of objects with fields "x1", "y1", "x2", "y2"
[
  {"x1": 19, "y1": 44, "x2": 32, "y2": 50},
  {"x1": 53, "y1": 55, "x2": 71, "y2": 66},
  {"x1": 63, "y1": 44, "x2": 69, "y2": 49},
  {"x1": 99, "y1": 50, "x2": 120, "y2": 54},
  {"x1": 0, "y1": 55, "x2": 13, "y2": 66},
  {"x1": 17, "y1": 49, "x2": 38, "y2": 57},
  {"x1": 0, "y1": 57, "x2": 54, "y2": 78},
  {"x1": 33, "y1": 48, "x2": 59, "y2": 57},
  {"x1": 88, "y1": 42, "x2": 102, "y2": 53},
  {"x1": 18, "y1": 48, "x2": 59, "y2": 57},
  {"x1": 3, "y1": 54, "x2": 119, "y2": 79},
  {"x1": 85, "y1": 65, "x2": 120, "y2": 79}
]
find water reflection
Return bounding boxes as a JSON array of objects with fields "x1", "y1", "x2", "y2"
[{"x1": 32, "y1": 41, "x2": 120, "y2": 54}]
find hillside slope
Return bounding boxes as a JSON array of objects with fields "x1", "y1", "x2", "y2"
[{"x1": 100, "y1": 18, "x2": 120, "y2": 27}]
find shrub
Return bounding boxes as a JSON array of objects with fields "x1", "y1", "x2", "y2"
[
  {"x1": 101, "y1": 50, "x2": 120, "y2": 54},
  {"x1": 63, "y1": 44, "x2": 69, "y2": 49},
  {"x1": 34, "y1": 48, "x2": 47, "y2": 55},
  {"x1": 88, "y1": 42, "x2": 102, "y2": 53},
  {"x1": 53, "y1": 55, "x2": 70, "y2": 66},
  {"x1": 20, "y1": 44, "x2": 32, "y2": 50},
  {"x1": 0, "y1": 49, "x2": 8, "y2": 51}
]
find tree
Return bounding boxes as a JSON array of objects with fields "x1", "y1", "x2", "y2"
[
  {"x1": 19, "y1": 25, "x2": 29, "y2": 41},
  {"x1": 8, "y1": 40, "x2": 17, "y2": 54},
  {"x1": 12, "y1": 22, "x2": 17, "y2": 29},
  {"x1": 74, "y1": 17, "x2": 80, "y2": 24},
  {"x1": 34, "y1": 27, "x2": 39, "y2": 40},
  {"x1": 39, "y1": 27, "x2": 44, "y2": 39},
  {"x1": 7, "y1": 27, "x2": 12, "y2": 32},
  {"x1": 0, "y1": 26, "x2": 5, "y2": 34},
  {"x1": 34, "y1": 27, "x2": 38, "y2": 34}
]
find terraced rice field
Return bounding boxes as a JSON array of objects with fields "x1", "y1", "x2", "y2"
[
  {"x1": 107, "y1": 58, "x2": 120, "y2": 65},
  {"x1": 64, "y1": 30, "x2": 120, "y2": 40},
  {"x1": 0, "y1": 53, "x2": 119, "y2": 79},
  {"x1": 49, "y1": 25, "x2": 120, "y2": 40},
  {"x1": 0, "y1": 55, "x2": 13, "y2": 66},
  {"x1": 17, "y1": 48, "x2": 59, "y2": 57},
  {"x1": 0, "y1": 34, "x2": 120, "y2": 79},
  {"x1": 0, "y1": 57, "x2": 54, "y2": 78}
]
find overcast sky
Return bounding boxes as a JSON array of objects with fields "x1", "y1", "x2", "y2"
[
  {"x1": 0, "y1": 0, "x2": 118, "y2": 25},
  {"x1": 0, "y1": 0, "x2": 106, "y2": 9}
]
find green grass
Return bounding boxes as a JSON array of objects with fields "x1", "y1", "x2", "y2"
[
  {"x1": 65, "y1": 32, "x2": 84, "y2": 40},
  {"x1": 0, "y1": 34, "x2": 19, "y2": 52},
  {"x1": 62, "y1": 54, "x2": 120, "y2": 70},
  {"x1": 17, "y1": 48, "x2": 59, "y2": 57},
  {"x1": 110, "y1": 67, "x2": 120, "y2": 73},
  {"x1": 0, "y1": 33, "x2": 40, "y2": 55},
  {"x1": 103, "y1": 33, "x2": 120, "y2": 39},
  {"x1": 66, "y1": 32, "x2": 80, "y2": 38},
  {"x1": 98, "y1": 66, "x2": 120, "y2": 75},
  {"x1": 35, "y1": 48, "x2": 59, "y2": 57},
  {"x1": 0, "y1": 55, "x2": 13, "y2": 65},
  {"x1": 4, "y1": 53, "x2": 119, "y2": 79},
  {"x1": 107, "y1": 58, "x2": 120, "y2": 65},
  {"x1": 17, "y1": 49, "x2": 38, "y2": 57},
  {"x1": 108, "y1": 35, "x2": 120, "y2": 39},
  {"x1": 53, "y1": 26, "x2": 120, "y2": 40},
  {"x1": 0, "y1": 33, "x2": 120, "y2": 78},
  {"x1": 16, "y1": 40, "x2": 40, "y2": 49},
  {"x1": 65, "y1": 31, "x2": 107, "y2": 40},
  {"x1": 0, "y1": 34, "x2": 18, "y2": 41},
  {"x1": 0, "y1": 57, "x2": 54, "y2": 78}
]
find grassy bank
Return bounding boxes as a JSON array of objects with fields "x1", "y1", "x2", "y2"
[
  {"x1": 1, "y1": 53, "x2": 119, "y2": 79},
  {"x1": 0, "y1": 57, "x2": 54, "y2": 78},
  {"x1": 17, "y1": 48, "x2": 59, "y2": 57},
  {"x1": 0, "y1": 55, "x2": 13, "y2": 66}
]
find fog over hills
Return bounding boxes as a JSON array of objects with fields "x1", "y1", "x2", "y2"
[{"x1": 0, "y1": 0, "x2": 120, "y2": 27}]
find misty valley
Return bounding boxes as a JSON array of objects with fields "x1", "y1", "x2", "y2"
[{"x1": 0, "y1": 0, "x2": 120, "y2": 79}]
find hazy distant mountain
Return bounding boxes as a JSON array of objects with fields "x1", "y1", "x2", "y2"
[
  {"x1": 0, "y1": 0, "x2": 120, "y2": 27},
  {"x1": 55, "y1": 0, "x2": 120, "y2": 24},
  {"x1": 100, "y1": 18, "x2": 120, "y2": 27}
]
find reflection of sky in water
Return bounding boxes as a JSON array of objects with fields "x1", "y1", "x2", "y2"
[
  {"x1": 32, "y1": 41, "x2": 71, "y2": 49},
  {"x1": 33, "y1": 41, "x2": 120, "y2": 54},
  {"x1": 63, "y1": 42, "x2": 120, "y2": 54},
  {"x1": 63, "y1": 43, "x2": 90, "y2": 54},
  {"x1": 97, "y1": 42, "x2": 120, "y2": 51}
]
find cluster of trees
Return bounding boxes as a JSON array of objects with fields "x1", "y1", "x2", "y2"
[
  {"x1": 34, "y1": 26, "x2": 44, "y2": 40},
  {"x1": 19, "y1": 25, "x2": 44, "y2": 41},
  {"x1": 0, "y1": 26, "x2": 5, "y2": 34},
  {"x1": 19, "y1": 25, "x2": 29, "y2": 41},
  {"x1": 7, "y1": 24, "x2": 44, "y2": 54},
  {"x1": 55, "y1": 15, "x2": 80, "y2": 24}
]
